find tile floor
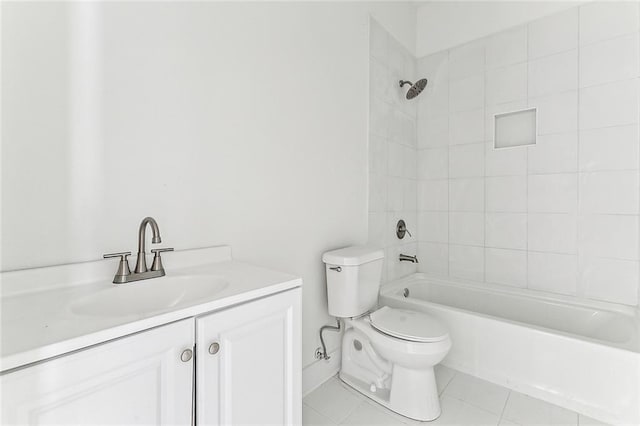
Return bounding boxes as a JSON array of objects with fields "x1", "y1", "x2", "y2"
[{"x1": 303, "y1": 366, "x2": 609, "y2": 426}]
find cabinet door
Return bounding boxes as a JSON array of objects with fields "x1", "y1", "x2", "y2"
[
  {"x1": 1, "y1": 319, "x2": 194, "y2": 425},
  {"x1": 196, "y1": 288, "x2": 301, "y2": 426}
]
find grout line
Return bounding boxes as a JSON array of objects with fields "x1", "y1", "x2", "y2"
[
  {"x1": 499, "y1": 391, "x2": 512, "y2": 423},
  {"x1": 482, "y1": 40, "x2": 488, "y2": 284},
  {"x1": 446, "y1": 48, "x2": 451, "y2": 278},
  {"x1": 576, "y1": 12, "x2": 583, "y2": 299},
  {"x1": 439, "y1": 369, "x2": 457, "y2": 396},
  {"x1": 525, "y1": 21, "x2": 531, "y2": 291}
]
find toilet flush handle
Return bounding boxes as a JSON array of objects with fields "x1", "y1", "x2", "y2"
[{"x1": 329, "y1": 266, "x2": 342, "y2": 272}]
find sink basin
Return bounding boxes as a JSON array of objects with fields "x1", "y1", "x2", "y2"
[{"x1": 70, "y1": 275, "x2": 228, "y2": 317}]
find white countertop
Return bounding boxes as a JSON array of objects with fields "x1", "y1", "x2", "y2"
[{"x1": 0, "y1": 246, "x2": 301, "y2": 373}]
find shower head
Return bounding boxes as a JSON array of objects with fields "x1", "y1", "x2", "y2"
[{"x1": 399, "y1": 78, "x2": 428, "y2": 100}]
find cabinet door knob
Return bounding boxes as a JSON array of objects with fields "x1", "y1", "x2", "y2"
[
  {"x1": 180, "y1": 349, "x2": 193, "y2": 362},
  {"x1": 209, "y1": 342, "x2": 220, "y2": 355}
]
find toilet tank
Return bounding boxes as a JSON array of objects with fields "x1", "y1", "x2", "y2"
[{"x1": 322, "y1": 246, "x2": 384, "y2": 318}]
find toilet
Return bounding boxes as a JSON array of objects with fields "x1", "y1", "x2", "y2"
[{"x1": 322, "y1": 246, "x2": 451, "y2": 422}]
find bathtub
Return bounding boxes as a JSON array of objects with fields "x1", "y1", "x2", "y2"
[{"x1": 380, "y1": 273, "x2": 640, "y2": 425}]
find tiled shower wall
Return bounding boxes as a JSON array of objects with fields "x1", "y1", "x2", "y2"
[
  {"x1": 416, "y1": 3, "x2": 640, "y2": 306},
  {"x1": 368, "y1": 20, "x2": 419, "y2": 283}
]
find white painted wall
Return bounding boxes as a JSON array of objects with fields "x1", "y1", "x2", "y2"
[
  {"x1": 0, "y1": 1, "x2": 416, "y2": 373},
  {"x1": 416, "y1": 1, "x2": 584, "y2": 57}
]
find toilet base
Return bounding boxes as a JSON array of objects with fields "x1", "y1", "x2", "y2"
[{"x1": 339, "y1": 365, "x2": 441, "y2": 422}]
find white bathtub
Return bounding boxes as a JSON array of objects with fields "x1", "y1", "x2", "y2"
[{"x1": 380, "y1": 274, "x2": 640, "y2": 425}]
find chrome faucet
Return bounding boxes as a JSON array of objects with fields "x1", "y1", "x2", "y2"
[
  {"x1": 135, "y1": 217, "x2": 161, "y2": 273},
  {"x1": 103, "y1": 217, "x2": 173, "y2": 284},
  {"x1": 399, "y1": 254, "x2": 419, "y2": 263}
]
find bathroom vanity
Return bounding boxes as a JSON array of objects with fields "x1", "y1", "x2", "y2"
[{"x1": 0, "y1": 246, "x2": 302, "y2": 425}]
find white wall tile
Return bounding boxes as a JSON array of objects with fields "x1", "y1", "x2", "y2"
[
  {"x1": 485, "y1": 27, "x2": 527, "y2": 70},
  {"x1": 403, "y1": 179, "x2": 417, "y2": 211},
  {"x1": 370, "y1": 57, "x2": 392, "y2": 104},
  {"x1": 418, "y1": 114, "x2": 448, "y2": 148},
  {"x1": 418, "y1": 179, "x2": 448, "y2": 211},
  {"x1": 387, "y1": 176, "x2": 404, "y2": 211},
  {"x1": 528, "y1": 213, "x2": 577, "y2": 254},
  {"x1": 417, "y1": 51, "x2": 449, "y2": 88},
  {"x1": 449, "y1": 212, "x2": 484, "y2": 246},
  {"x1": 418, "y1": 147, "x2": 448, "y2": 180},
  {"x1": 449, "y1": 178, "x2": 484, "y2": 212},
  {"x1": 387, "y1": 142, "x2": 404, "y2": 177},
  {"x1": 529, "y1": 90, "x2": 578, "y2": 135},
  {"x1": 422, "y1": 84, "x2": 450, "y2": 118},
  {"x1": 485, "y1": 141, "x2": 527, "y2": 177},
  {"x1": 412, "y1": 6, "x2": 640, "y2": 306},
  {"x1": 402, "y1": 145, "x2": 417, "y2": 179},
  {"x1": 486, "y1": 63, "x2": 528, "y2": 106},
  {"x1": 486, "y1": 176, "x2": 527, "y2": 212},
  {"x1": 449, "y1": 244, "x2": 484, "y2": 280},
  {"x1": 449, "y1": 40, "x2": 485, "y2": 81},
  {"x1": 369, "y1": 136, "x2": 388, "y2": 178},
  {"x1": 579, "y1": 1, "x2": 640, "y2": 46},
  {"x1": 449, "y1": 142, "x2": 485, "y2": 178},
  {"x1": 369, "y1": 173, "x2": 386, "y2": 212},
  {"x1": 370, "y1": 96, "x2": 392, "y2": 138},
  {"x1": 578, "y1": 214, "x2": 639, "y2": 260},
  {"x1": 528, "y1": 252, "x2": 578, "y2": 295},
  {"x1": 580, "y1": 257, "x2": 639, "y2": 305},
  {"x1": 528, "y1": 8, "x2": 579, "y2": 59},
  {"x1": 485, "y1": 248, "x2": 527, "y2": 287},
  {"x1": 449, "y1": 74, "x2": 484, "y2": 112},
  {"x1": 485, "y1": 213, "x2": 527, "y2": 250},
  {"x1": 528, "y1": 174, "x2": 577, "y2": 214},
  {"x1": 418, "y1": 242, "x2": 449, "y2": 276},
  {"x1": 528, "y1": 50, "x2": 578, "y2": 98},
  {"x1": 580, "y1": 33, "x2": 640, "y2": 88},
  {"x1": 579, "y1": 78, "x2": 639, "y2": 130},
  {"x1": 449, "y1": 109, "x2": 484, "y2": 145},
  {"x1": 579, "y1": 125, "x2": 639, "y2": 171},
  {"x1": 368, "y1": 212, "x2": 386, "y2": 248},
  {"x1": 419, "y1": 211, "x2": 448, "y2": 243},
  {"x1": 390, "y1": 110, "x2": 417, "y2": 147},
  {"x1": 579, "y1": 170, "x2": 639, "y2": 214},
  {"x1": 527, "y1": 132, "x2": 578, "y2": 174},
  {"x1": 369, "y1": 20, "x2": 389, "y2": 63},
  {"x1": 387, "y1": 36, "x2": 406, "y2": 76}
]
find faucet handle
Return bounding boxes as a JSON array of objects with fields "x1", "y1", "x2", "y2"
[
  {"x1": 151, "y1": 248, "x2": 173, "y2": 272},
  {"x1": 103, "y1": 252, "x2": 132, "y2": 282},
  {"x1": 103, "y1": 251, "x2": 132, "y2": 259},
  {"x1": 151, "y1": 248, "x2": 174, "y2": 254}
]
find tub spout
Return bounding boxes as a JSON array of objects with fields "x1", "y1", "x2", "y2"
[{"x1": 399, "y1": 254, "x2": 419, "y2": 263}]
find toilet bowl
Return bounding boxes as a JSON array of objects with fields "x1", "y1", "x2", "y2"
[
  {"x1": 340, "y1": 307, "x2": 451, "y2": 421},
  {"x1": 322, "y1": 246, "x2": 451, "y2": 421}
]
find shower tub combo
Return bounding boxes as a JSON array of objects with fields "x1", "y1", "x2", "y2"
[{"x1": 380, "y1": 274, "x2": 640, "y2": 425}]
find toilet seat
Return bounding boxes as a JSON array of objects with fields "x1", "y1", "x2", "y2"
[{"x1": 369, "y1": 306, "x2": 448, "y2": 343}]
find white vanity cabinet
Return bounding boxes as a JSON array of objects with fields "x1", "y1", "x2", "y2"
[
  {"x1": 0, "y1": 287, "x2": 302, "y2": 426},
  {"x1": 0, "y1": 319, "x2": 195, "y2": 425},
  {"x1": 196, "y1": 288, "x2": 302, "y2": 425}
]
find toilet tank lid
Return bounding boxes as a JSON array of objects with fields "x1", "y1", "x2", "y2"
[{"x1": 322, "y1": 246, "x2": 384, "y2": 266}]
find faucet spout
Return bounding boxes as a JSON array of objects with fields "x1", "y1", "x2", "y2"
[
  {"x1": 399, "y1": 253, "x2": 419, "y2": 263},
  {"x1": 135, "y1": 217, "x2": 162, "y2": 273}
]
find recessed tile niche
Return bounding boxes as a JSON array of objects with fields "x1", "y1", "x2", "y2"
[{"x1": 494, "y1": 108, "x2": 537, "y2": 149}]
